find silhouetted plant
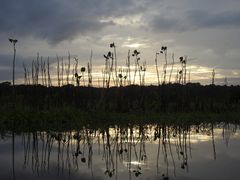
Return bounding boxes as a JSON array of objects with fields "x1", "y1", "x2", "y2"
[
  {"x1": 183, "y1": 56, "x2": 188, "y2": 84},
  {"x1": 87, "y1": 50, "x2": 93, "y2": 87},
  {"x1": 132, "y1": 50, "x2": 140, "y2": 85},
  {"x1": 140, "y1": 61, "x2": 146, "y2": 86},
  {"x1": 160, "y1": 46, "x2": 168, "y2": 84},
  {"x1": 126, "y1": 50, "x2": 131, "y2": 85},
  {"x1": 9, "y1": 38, "x2": 18, "y2": 86},
  {"x1": 31, "y1": 53, "x2": 40, "y2": 85},
  {"x1": 169, "y1": 53, "x2": 175, "y2": 83},
  {"x1": 118, "y1": 73, "x2": 123, "y2": 86},
  {"x1": 155, "y1": 52, "x2": 160, "y2": 85},
  {"x1": 57, "y1": 55, "x2": 60, "y2": 87},
  {"x1": 65, "y1": 52, "x2": 71, "y2": 85},
  {"x1": 103, "y1": 51, "x2": 114, "y2": 88},
  {"x1": 47, "y1": 57, "x2": 52, "y2": 87},
  {"x1": 178, "y1": 56, "x2": 185, "y2": 84},
  {"x1": 75, "y1": 73, "x2": 81, "y2": 87},
  {"x1": 61, "y1": 57, "x2": 64, "y2": 86},
  {"x1": 212, "y1": 69, "x2": 215, "y2": 85},
  {"x1": 110, "y1": 42, "x2": 118, "y2": 86},
  {"x1": 224, "y1": 76, "x2": 228, "y2": 86},
  {"x1": 22, "y1": 63, "x2": 28, "y2": 85},
  {"x1": 81, "y1": 67, "x2": 86, "y2": 86},
  {"x1": 188, "y1": 69, "x2": 191, "y2": 83},
  {"x1": 73, "y1": 58, "x2": 79, "y2": 86}
]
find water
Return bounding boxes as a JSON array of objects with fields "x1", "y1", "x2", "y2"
[{"x1": 1, "y1": 123, "x2": 240, "y2": 180}]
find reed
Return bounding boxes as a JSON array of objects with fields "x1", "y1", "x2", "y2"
[
  {"x1": 65, "y1": 52, "x2": 71, "y2": 85},
  {"x1": 47, "y1": 57, "x2": 52, "y2": 87},
  {"x1": 155, "y1": 52, "x2": 160, "y2": 86},
  {"x1": 56, "y1": 55, "x2": 60, "y2": 87},
  {"x1": 160, "y1": 46, "x2": 168, "y2": 84}
]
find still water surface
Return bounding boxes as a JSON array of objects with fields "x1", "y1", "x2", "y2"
[{"x1": 0, "y1": 123, "x2": 240, "y2": 180}]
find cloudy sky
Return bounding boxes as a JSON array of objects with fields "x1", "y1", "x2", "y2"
[{"x1": 0, "y1": 0, "x2": 240, "y2": 85}]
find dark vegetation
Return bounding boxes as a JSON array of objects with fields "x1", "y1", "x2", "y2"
[
  {"x1": 1, "y1": 83, "x2": 239, "y2": 113},
  {"x1": 0, "y1": 83, "x2": 240, "y2": 131}
]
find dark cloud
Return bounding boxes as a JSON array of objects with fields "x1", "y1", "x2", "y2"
[
  {"x1": 0, "y1": 0, "x2": 142, "y2": 44},
  {"x1": 150, "y1": 10, "x2": 240, "y2": 32},
  {"x1": 2, "y1": 0, "x2": 239, "y2": 43},
  {"x1": 186, "y1": 10, "x2": 240, "y2": 29}
]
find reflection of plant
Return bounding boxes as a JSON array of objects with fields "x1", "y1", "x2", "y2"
[
  {"x1": 162, "y1": 173, "x2": 169, "y2": 180},
  {"x1": 133, "y1": 169, "x2": 142, "y2": 177}
]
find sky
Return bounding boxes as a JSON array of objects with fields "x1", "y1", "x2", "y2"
[{"x1": 0, "y1": 0, "x2": 240, "y2": 86}]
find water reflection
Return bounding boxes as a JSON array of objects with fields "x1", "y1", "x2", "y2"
[{"x1": 1, "y1": 123, "x2": 240, "y2": 180}]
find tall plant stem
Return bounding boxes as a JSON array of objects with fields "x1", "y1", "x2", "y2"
[
  {"x1": 57, "y1": 55, "x2": 60, "y2": 87},
  {"x1": 114, "y1": 46, "x2": 118, "y2": 86},
  {"x1": 184, "y1": 57, "x2": 187, "y2": 85},
  {"x1": 163, "y1": 50, "x2": 167, "y2": 84},
  {"x1": 155, "y1": 53, "x2": 160, "y2": 86},
  {"x1": 127, "y1": 50, "x2": 131, "y2": 85},
  {"x1": 169, "y1": 53, "x2": 175, "y2": 83},
  {"x1": 12, "y1": 44, "x2": 16, "y2": 86},
  {"x1": 47, "y1": 57, "x2": 52, "y2": 87},
  {"x1": 133, "y1": 57, "x2": 137, "y2": 84}
]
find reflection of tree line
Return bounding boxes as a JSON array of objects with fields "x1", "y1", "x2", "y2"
[{"x1": 11, "y1": 123, "x2": 238, "y2": 179}]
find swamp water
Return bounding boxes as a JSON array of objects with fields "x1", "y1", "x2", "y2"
[{"x1": 1, "y1": 123, "x2": 240, "y2": 180}]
